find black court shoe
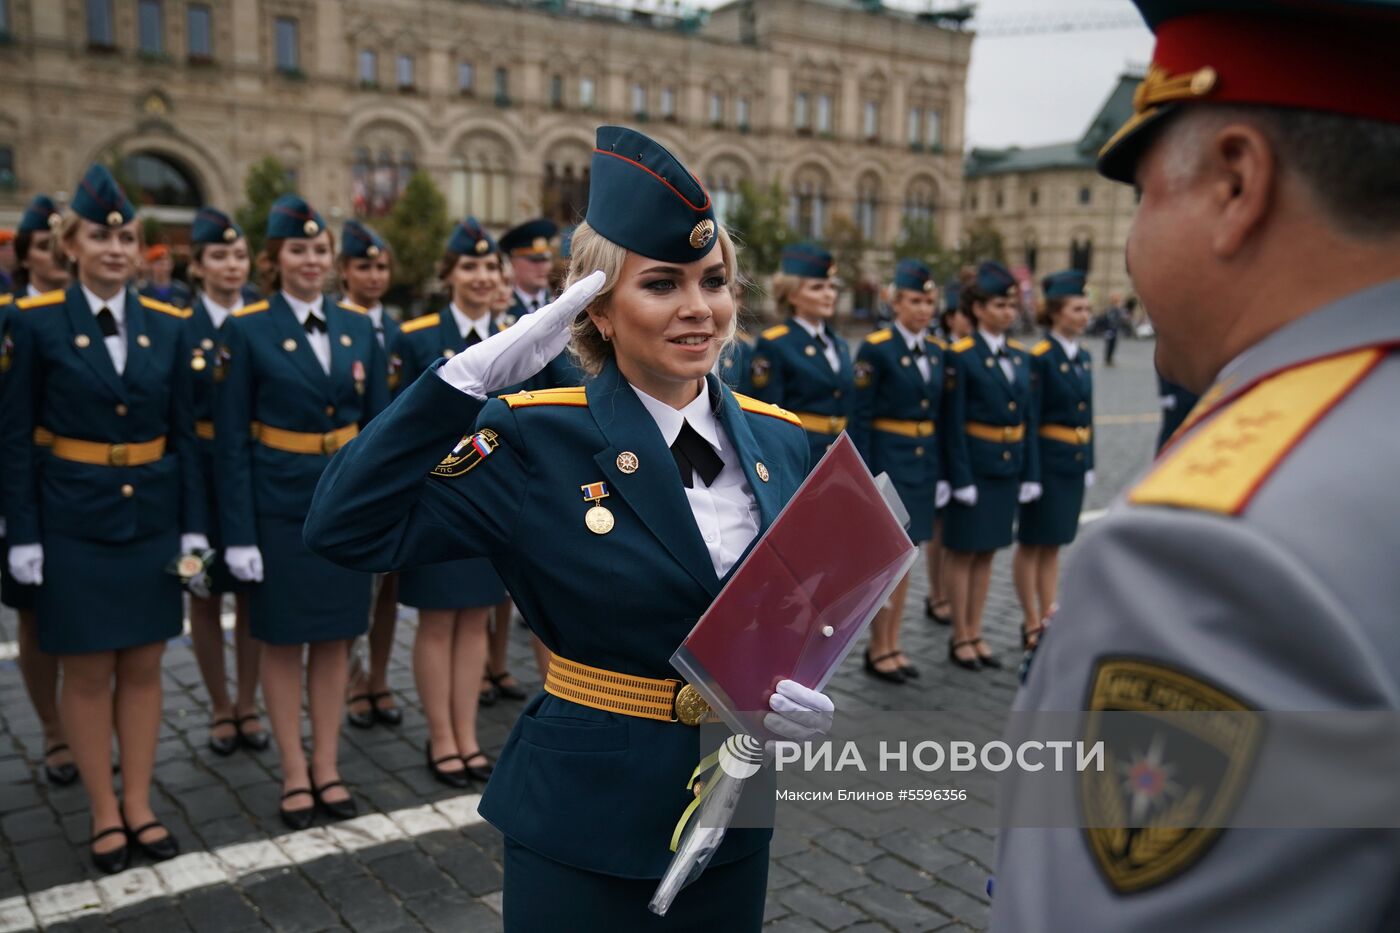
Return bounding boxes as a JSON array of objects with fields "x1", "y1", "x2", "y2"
[
  {"x1": 43, "y1": 744, "x2": 79, "y2": 786},
  {"x1": 460, "y1": 751, "x2": 494, "y2": 783},
  {"x1": 864, "y1": 649, "x2": 907, "y2": 684},
  {"x1": 948, "y1": 639, "x2": 982, "y2": 672},
  {"x1": 314, "y1": 781, "x2": 358, "y2": 821},
  {"x1": 486, "y1": 668, "x2": 529, "y2": 702},
  {"x1": 897, "y1": 654, "x2": 921, "y2": 679},
  {"x1": 208, "y1": 718, "x2": 239, "y2": 757},
  {"x1": 236, "y1": 714, "x2": 270, "y2": 752},
  {"x1": 369, "y1": 691, "x2": 402, "y2": 726},
  {"x1": 426, "y1": 741, "x2": 470, "y2": 789},
  {"x1": 89, "y1": 825, "x2": 130, "y2": 875},
  {"x1": 972, "y1": 639, "x2": 1003, "y2": 669},
  {"x1": 126, "y1": 818, "x2": 179, "y2": 862},
  {"x1": 279, "y1": 787, "x2": 315, "y2": 831},
  {"x1": 924, "y1": 598, "x2": 953, "y2": 626},
  {"x1": 345, "y1": 694, "x2": 375, "y2": 730}
]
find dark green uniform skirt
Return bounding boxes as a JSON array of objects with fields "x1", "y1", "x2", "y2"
[
  {"x1": 398, "y1": 556, "x2": 505, "y2": 610},
  {"x1": 37, "y1": 529, "x2": 182, "y2": 654},
  {"x1": 250, "y1": 515, "x2": 370, "y2": 645},
  {"x1": 943, "y1": 474, "x2": 1019, "y2": 553},
  {"x1": 502, "y1": 837, "x2": 768, "y2": 932},
  {"x1": 1016, "y1": 470, "x2": 1086, "y2": 547}
]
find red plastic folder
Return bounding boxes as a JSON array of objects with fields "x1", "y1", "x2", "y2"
[{"x1": 671, "y1": 435, "x2": 918, "y2": 737}]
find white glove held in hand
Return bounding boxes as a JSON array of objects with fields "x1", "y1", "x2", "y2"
[
  {"x1": 1019, "y1": 482, "x2": 1043, "y2": 504},
  {"x1": 935, "y1": 481, "x2": 951, "y2": 510},
  {"x1": 437, "y1": 271, "x2": 607, "y2": 399},
  {"x1": 1084, "y1": 470, "x2": 1096, "y2": 489},
  {"x1": 952, "y1": 485, "x2": 978, "y2": 507},
  {"x1": 225, "y1": 546, "x2": 264, "y2": 583},
  {"x1": 763, "y1": 679, "x2": 835, "y2": 741},
  {"x1": 9, "y1": 544, "x2": 42, "y2": 586},
  {"x1": 181, "y1": 533, "x2": 210, "y2": 553}
]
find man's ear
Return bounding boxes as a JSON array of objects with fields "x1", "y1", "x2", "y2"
[{"x1": 1208, "y1": 121, "x2": 1277, "y2": 259}]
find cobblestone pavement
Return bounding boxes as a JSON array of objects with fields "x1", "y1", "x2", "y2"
[{"x1": 0, "y1": 337, "x2": 1164, "y2": 932}]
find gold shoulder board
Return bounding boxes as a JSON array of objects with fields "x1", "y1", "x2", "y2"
[
  {"x1": 233, "y1": 300, "x2": 270, "y2": 317},
  {"x1": 502, "y1": 388, "x2": 589, "y2": 409},
  {"x1": 733, "y1": 392, "x2": 803, "y2": 428},
  {"x1": 865, "y1": 329, "x2": 894, "y2": 345},
  {"x1": 400, "y1": 314, "x2": 440, "y2": 334},
  {"x1": 951, "y1": 337, "x2": 975, "y2": 353},
  {"x1": 761, "y1": 324, "x2": 790, "y2": 341},
  {"x1": 18, "y1": 290, "x2": 65, "y2": 311},
  {"x1": 140, "y1": 296, "x2": 192, "y2": 318},
  {"x1": 1032, "y1": 340, "x2": 1053, "y2": 357}
]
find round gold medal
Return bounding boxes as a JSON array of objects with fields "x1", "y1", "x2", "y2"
[
  {"x1": 191, "y1": 356, "x2": 207, "y2": 371},
  {"x1": 585, "y1": 505, "x2": 614, "y2": 535}
]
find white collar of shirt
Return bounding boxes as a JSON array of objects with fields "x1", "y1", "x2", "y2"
[
  {"x1": 514, "y1": 286, "x2": 548, "y2": 310},
  {"x1": 631, "y1": 381, "x2": 724, "y2": 453},
  {"x1": 366, "y1": 303, "x2": 384, "y2": 328},
  {"x1": 1052, "y1": 332, "x2": 1079, "y2": 360},
  {"x1": 793, "y1": 315, "x2": 827, "y2": 343},
  {"x1": 200, "y1": 292, "x2": 241, "y2": 329},
  {"x1": 449, "y1": 303, "x2": 492, "y2": 344},
  {"x1": 282, "y1": 290, "x2": 324, "y2": 325},
  {"x1": 26, "y1": 283, "x2": 43, "y2": 298},
  {"x1": 979, "y1": 328, "x2": 1007, "y2": 354},
  {"x1": 894, "y1": 321, "x2": 925, "y2": 351},
  {"x1": 82, "y1": 283, "x2": 124, "y2": 326}
]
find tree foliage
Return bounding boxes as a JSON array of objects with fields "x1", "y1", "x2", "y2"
[
  {"x1": 235, "y1": 157, "x2": 295, "y2": 257},
  {"x1": 958, "y1": 218, "x2": 1007, "y2": 268},
  {"x1": 379, "y1": 171, "x2": 453, "y2": 306}
]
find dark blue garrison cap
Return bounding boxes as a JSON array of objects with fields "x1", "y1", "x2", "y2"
[
  {"x1": 191, "y1": 207, "x2": 243, "y2": 245},
  {"x1": 780, "y1": 242, "x2": 835, "y2": 279},
  {"x1": 71, "y1": 165, "x2": 134, "y2": 228},
  {"x1": 976, "y1": 261, "x2": 1018, "y2": 299},
  {"x1": 500, "y1": 218, "x2": 558, "y2": 257},
  {"x1": 267, "y1": 195, "x2": 326, "y2": 240},
  {"x1": 341, "y1": 220, "x2": 387, "y2": 259},
  {"x1": 893, "y1": 259, "x2": 935, "y2": 293},
  {"x1": 1042, "y1": 269, "x2": 1087, "y2": 299},
  {"x1": 447, "y1": 217, "x2": 497, "y2": 257},
  {"x1": 18, "y1": 194, "x2": 61, "y2": 234}
]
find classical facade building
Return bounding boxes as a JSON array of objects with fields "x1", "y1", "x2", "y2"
[
  {"x1": 0, "y1": 0, "x2": 969, "y2": 263},
  {"x1": 962, "y1": 72, "x2": 1142, "y2": 304}
]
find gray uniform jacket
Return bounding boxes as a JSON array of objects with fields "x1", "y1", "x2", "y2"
[{"x1": 993, "y1": 278, "x2": 1400, "y2": 932}]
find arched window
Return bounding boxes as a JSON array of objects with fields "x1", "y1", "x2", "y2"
[
  {"x1": 119, "y1": 151, "x2": 202, "y2": 207},
  {"x1": 451, "y1": 134, "x2": 513, "y2": 225},
  {"x1": 1070, "y1": 235, "x2": 1093, "y2": 273},
  {"x1": 540, "y1": 139, "x2": 592, "y2": 226},
  {"x1": 789, "y1": 165, "x2": 830, "y2": 239},
  {"x1": 856, "y1": 173, "x2": 880, "y2": 241},
  {"x1": 351, "y1": 124, "x2": 419, "y2": 217},
  {"x1": 705, "y1": 156, "x2": 749, "y2": 225},
  {"x1": 1023, "y1": 233, "x2": 1038, "y2": 273},
  {"x1": 903, "y1": 176, "x2": 937, "y2": 231}
]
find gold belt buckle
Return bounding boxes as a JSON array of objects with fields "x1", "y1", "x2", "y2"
[
  {"x1": 920, "y1": 421, "x2": 933, "y2": 437},
  {"x1": 1076, "y1": 426, "x2": 1089, "y2": 443},
  {"x1": 1002, "y1": 426, "x2": 1016, "y2": 442},
  {"x1": 672, "y1": 683, "x2": 710, "y2": 726},
  {"x1": 321, "y1": 432, "x2": 337, "y2": 455},
  {"x1": 108, "y1": 443, "x2": 129, "y2": 467}
]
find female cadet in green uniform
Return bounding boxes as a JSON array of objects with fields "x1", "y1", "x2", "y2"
[
  {"x1": 393, "y1": 217, "x2": 509, "y2": 786},
  {"x1": 0, "y1": 165, "x2": 205, "y2": 872},
  {"x1": 851, "y1": 259, "x2": 950, "y2": 683},
  {"x1": 922, "y1": 287, "x2": 975, "y2": 627},
  {"x1": 307, "y1": 125, "x2": 833, "y2": 931},
  {"x1": 749, "y1": 243, "x2": 854, "y2": 464},
  {"x1": 185, "y1": 208, "x2": 267, "y2": 756},
  {"x1": 1013, "y1": 269, "x2": 1095, "y2": 649},
  {"x1": 214, "y1": 196, "x2": 388, "y2": 829},
  {"x1": 335, "y1": 220, "x2": 404, "y2": 730},
  {"x1": 4, "y1": 193, "x2": 75, "y2": 786},
  {"x1": 942, "y1": 261, "x2": 1039, "y2": 671}
]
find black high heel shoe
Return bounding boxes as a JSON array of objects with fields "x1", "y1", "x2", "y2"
[
  {"x1": 426, "y1": 741, "x2": 470, "y2": 789},
  {"x1": 460, "y1": 751, "x2": 494, "y2": 782},
  {"x1": 924, "y1": 598, "x2": 953, "y2": 626},
  {"x1": 208, "y1": 718, "x2": 239, "y2": 757},
  {"x1": 369, "y1": 692, "x2": 403, "y2": 726},
  {"x1": 236, "y1": 713, "x2": 270, "y2": 751},
  {"x1": 345, "y1": 693, "x2": 375, "y2": 730},
  {"x1": 43, "y1": 743, "x2": 79, "y2": 786},
  {"x1": 486, "y1": 668, "x2": 529, "y2": 702},
  {"x1": 126, "y1": 817, "x2": 179, "y2": 862},
  {"x1": 279, "y1": 787, "x2": 315, "y2": 830},
  {"x1": 972, "y1": 638, "x2": 1003, "y2": 669},
  {"x1": 864, "y1": 649, "x2": 907, "y2": 684},
  {"x1": 314, "y1": 781, "x2": 358, "y2": 821},
  {"x1": 948, "y1": 639, "x2": 982, "y2": 671},
  {"x1": 90, "y1": 825, "x2": 130, "y2": 875},
  {"x1": 897, "y1": 653, "x2": 921, "y2": 679}
]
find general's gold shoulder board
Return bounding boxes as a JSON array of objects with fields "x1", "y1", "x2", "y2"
[
  {"x1": 431, "y1": 429, "x2": 499, "y2": 478},
  {"x1": 865, "y1": 329, "x2": 894, "y2": 345},
  {"x1": 502, "y1": 387, "x2": 588, "y2": 409},
  {"x1": 951, "y1": 337, "x2": 975, "y2": 353},
  {"x1": 140, "y1": 296, "x2": 192, "y2": 318},
  {"x1": 733, "y1": 392, "x2": 802, "y2": 428},
  {"x1": 1081, "y1": 657, "x2": 1260, "y2": 895},
  {"x1": 233, "y1": 300, "x2": 269, "y2": 317},
  {"x1": 1031, "y1": 340, "x2": 1053, "y2": 357},
  {"x1": 18, "y1": 290, "x2": 65, "y2": 311},
  {"x1": 400, "y1": 313, "x2": 440, "y2": 334},
  {"x1": 1129, "y1": 347, "x2": 1383, "y2": 516},
  {"x1": 760, "y1": 324, "x2": 790, "y2": 341}
]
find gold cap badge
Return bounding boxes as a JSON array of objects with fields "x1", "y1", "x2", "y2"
[
  {"x1": 303, "y1": 219, "x2": 319, "y2": 236},
  {"x1": 689, "y1": 219, "x2": 715, "y2": 250},
  {"x1": 223, "y1": 226, "x2": 237, "y2": 242},
  {"x1": 106, "y1": 211, "x2": 123, "y2": 227},
  {"x1": 923, "y1": 281, "x2": 934, "y2": 293},
  {"x1": 475, "y1": 239, "x2": 489, "y2": 255},
  {"x1": 532, "y1": 237, "x2": 549, "y2": 252},
  {"x1": 366, "y1": 244, "x2": 380, "y2": 258}
]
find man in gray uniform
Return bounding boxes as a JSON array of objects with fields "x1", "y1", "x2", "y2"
[{"x1": 993, "y1": 1, "x2": 1400, "y2": 930}]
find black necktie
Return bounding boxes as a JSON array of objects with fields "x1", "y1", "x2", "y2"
[
  {"x1": 96, "y1": 307, "x2": 118, "y2": 338},
  {"x1": 304, "y1": 313, "x2": 326, "y2": 335},
  {"x1": 463, "y1": 329, "x2": 482, "y2": 348},
  {"x1": 814, "y1": 331, "x2": 829, "y2": 349},
  {"x1": 671, "y1": 421, "x2": 724, "y2": 489}
]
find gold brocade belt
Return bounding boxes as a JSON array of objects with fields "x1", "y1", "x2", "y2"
[
  {"x1": 1039, "y1": 424, "x2": 1092, "y2": 445},
  {"x1": 544, "y1": 652, "x2": 712, "y2": 726},
  {"x1": 46, "y1": 433, "x2": 167, "y2": 467},
  {"x1": 251, "y1": 421, "x2": 358, "y2": 456},
  {"x1": 794, "y1": 412, "x2": 848, "y2": 435},
  {"x1": 873, "y1": 418, "x2": 936, "y2": 438},
  {"x1": 965, "y1": 421, "x2": 1026, "y2": 443}
]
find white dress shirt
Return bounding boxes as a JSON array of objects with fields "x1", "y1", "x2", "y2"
[
  {"x1": 979, "y1": 328, "x2": 1015, "y2": 383},
  {"x1": 367, "y1": 303, "x2": 387, "y2": 347},
  {"x1": 1052, "y1": 332, "x2": 1080, "y2": 362},
  {"x1": 449, "y1": 303, "x2": 493, "y2": 346},
  {"x1": 81, "y1": 283, "x2": 126, "y2": 375},
  {"x1": 513, "y1": 287, "x2": 550, "y2": 315},
  {"x1": 282, "y1": 291, "x2": 331, "y2": 375},
  {"x1": 25, "y1": 283, "x2": 43, "y2": 298},
  {"x1": 199, "y1": 292, "x2": 242, "y2": 330},
  {"x1": 632, "y1": 383, "x2": 760, "y2": 579},
  {"x1": 895, "y1": 321, "x2": 931, "y2": 382},
  {"x1": 793, "y1": 315, "x2": 840, "y2": 373}
]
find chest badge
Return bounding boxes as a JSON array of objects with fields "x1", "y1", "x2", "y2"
[
  {"x1": 616, "y1": 451, "x2": 639, "y2": 474},
  {"x1": 755, "y1": 461, "x2": 770, "y2": 483},
  {"x1": 137, "y1": 334, "x2": 151, "y2": 348},
  {"x1": 191, "y1": 348, "x2": 207, "y2": 371},
  {"x1": 282, "y1": 338, "x2": 297, "y2": 352},
  {"x1": 581, "y1": 481, "x2": 614, "y2": 535},
  {"x1": 75, "y1": 334, "x2": 91, "y2": 349},
  {"x1": 804, "y1": 345, "x2": 817, "y2": 357},
  {"x1": 352, "y1": 359, "x2": 366, "y2": 395},
  {"x1": 340, "y1": 334, "x2": 353, "y2": 347}
]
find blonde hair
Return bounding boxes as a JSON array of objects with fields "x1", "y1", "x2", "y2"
[
  {"x1": 769, "y1": 272, "x2": 804, "y2": 316},
  {"x1": 58, "y1": 210, "x2": 143, "y2": 278},
  {"x1": 565, "y1": 220, "x2": 741, "y2": 376}
]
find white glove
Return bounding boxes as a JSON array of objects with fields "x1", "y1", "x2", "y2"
[
  {"x1": 935, "y1": 481, "x2": 951, "y2": 510},
  {"x1": 1084, "y1": 470, "x2": 1096, "y2": 489},
  {"x1": 9, "y1": 543, "x2": 42, "y2": 586},
  {"x1": 225, "y1": 546, "x2": 264, "y2": 583},
  {"x1": 763, "y1": 679, "x2": 835, "y2": 741},
  {"x1": 437, "y1": 271, "x2": 606, "y2": 399},
  {"x1": 181, "y1": 533, "x2": 210, "y2": 553},
  {"x1": 952, "y1": 485, "x2": 978, "y2": 507},
  {"x1": 1018, "y1": 482, "x2": 1043, "y2": 504}
]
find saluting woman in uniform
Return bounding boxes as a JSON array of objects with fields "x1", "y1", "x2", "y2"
[
  {"x1": 4, "y1": 194, "x2": 75, "y2": 786},
  {"x1": 393, "y1": 218, "x2": 509, "y2": 785},
  {"x1": 0, "y1": 165, "x2": 205, "y2": 872},
  {"x1": 186, "y1": 208, "x2": 268, "y2": 756},
  {"x1": 942, "y1": 261, "x2": 1039, "y2": 671},
  {"x1": 335, "y1": 221, "x2": 404, "y2": 730},
  {"x1": 214, "y1": 196, "x2": 388, "y2": 829},
  {"x1": 851, "y1": 260, "x2": 950, "y2": 683},
  {"x1": 749, "y1": 243, "x2": 854, "y2": 464},
  {"x1": 1013, "y1": 270, "x2": 1094, "y2": 649},
  {"x1": 307, "y1": 125, "x2": 833, "y2": 931}
]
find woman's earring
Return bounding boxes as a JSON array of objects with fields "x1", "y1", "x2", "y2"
[{"x1": 601, "y1": 330, "x2": 611, "y2": 342}]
